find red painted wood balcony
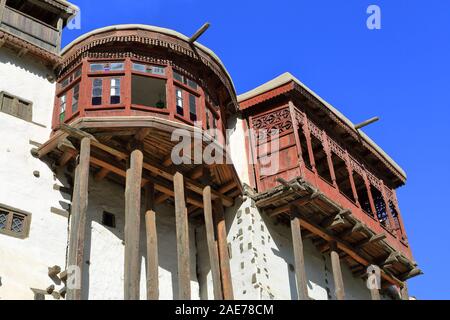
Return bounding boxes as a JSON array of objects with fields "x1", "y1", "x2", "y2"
[
  {"x1": 52, "y1": 58, "x2": 226, "y2": 144},
  {"x1": 246, "y1": 103, "x2": 411, "y2": 258}
]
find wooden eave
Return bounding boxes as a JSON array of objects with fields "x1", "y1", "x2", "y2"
[
  {"x1": 252, "y1": 177, "x2": 421, "y2": 288},
  {"x1": 0, "y1": 30, "x2": 61, "y2": 67},
  {"x1": 36, "y1": 116, "x2": 243, "y2": 211}
]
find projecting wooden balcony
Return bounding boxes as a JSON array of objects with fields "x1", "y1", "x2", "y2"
[
  {"x1": 0, "y1": 5, "x2": 60, "y2": 53},
  {"x1": 247, "y1": 103, "x2": 416, "y2": 284}
]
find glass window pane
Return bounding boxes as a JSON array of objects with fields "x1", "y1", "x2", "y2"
[
  {"x1": 110, "y1": 63, "x2": 124, "y2": 71},
  {"x1": 11, "y1": 215, "x2": 24, "y2": 233},
  {"x1": 189, "y1": 94, "x2": 196, "y2": 121},
  {"x1": 131, "y1": 75, "x2": 166, "y2": 109},
  {"x1": 187, "y1": 79, "x2": 197, "y2": 90},
  {"x1": 90, "y1": 64, "x2": 104, "y2": 72},
  {"x1": 0, "y1": 211, "x2": 7, "y2": 230},
  {"x1": 132, "y1": 63, "x2": 146, "y2": 72},
  {"x1": 173, "y1": 71, "x2": 183, "y2": 83}
]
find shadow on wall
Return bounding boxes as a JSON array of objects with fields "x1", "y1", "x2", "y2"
[
  {"x1": 79, "y1": 175, "x2": 199, "y2": 300},
  {"x1": 0, "y1": 46, "x2": 52, "y2": 79}
]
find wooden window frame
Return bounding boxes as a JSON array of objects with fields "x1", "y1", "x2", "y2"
[
  {"x1": 0, "y1": 204, "x2": 31, "y2": 239},
  {"x1": 0, "y1": 91, "x2": 33, "y2": 122}
]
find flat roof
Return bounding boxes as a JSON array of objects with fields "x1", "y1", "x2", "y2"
[{"x1": 238, "y1": 72, "x2": 407, "y2": 180}]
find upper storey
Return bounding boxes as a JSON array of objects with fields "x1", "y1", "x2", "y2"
[
  {"x1": 53, "y1": 25, "x2": 237, "y2": 137},
  {"x1": 239, "y1": 73, "x2": 412, "y2": 259},
  {"x1": 0, "y1": 0, "x2": 77, "y2": 62}
]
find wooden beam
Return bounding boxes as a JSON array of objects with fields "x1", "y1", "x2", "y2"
[
  {"x1": 330, "y1": 241, "x2": 345, "y2": 300},
  {"x1": 94, "y1": 168, "x2": 110, "y2": 181},
  {"x1": 58, "y1": 127, "x2": 233, "y2": 206},
  {"x1": 269, "y1": 193, "x2": 319, "y2": 217},
  {"x1": 66, "y1": 137, "x2": 90, "y2": 300},
  {"x1": 145, "y1": 183, "x2": 159, "y2": 300},
  {"x1": 89, "y1": 157, "x2": 204, "y2": 208},
  {"x1": 203, "y1": 186, "x2": 223, "y2": 300},
  {"x1": 355, "y1": 233, "x2": 386, "y2": 249},
  {"x1": 214, "y1": 199, "x2": 234, "y2": 300},
  {"x1": 291, "y1": 207, "x2": 403, "y2": 287},
  {"x1": 124, "y1": 149, "x2": 143, "y2": 300},
  {"x1": 290, "y1": 207, "x2": 309, "y2": 300},
  {"x1": 189, "y1": 22, "x2": 210, "y2": 43},
  {"x1": 189, "y1": 166, "x2": 204, "y2": 179},
  {"x1": 174, "y1": 172, "x2": 191, "y2": 300},
  {"x1": 219, "y1": 181, "x2": 236, "y2": 194}
]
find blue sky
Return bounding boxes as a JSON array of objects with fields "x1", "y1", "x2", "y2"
[{"x1": 62, "y1": 0, "x2": 450, "y2": 299}]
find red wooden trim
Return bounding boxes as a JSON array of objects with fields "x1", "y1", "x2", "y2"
[{"x1": 239, "y1": 82, "x2": 294, "y2": 110}]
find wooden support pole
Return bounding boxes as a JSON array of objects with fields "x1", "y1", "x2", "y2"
[
  {"x1": 67, "y1": 137, "x2": 90, "y2": 300},
  {"x1": 322, "y1": 131, "x2": 338, "y2": 189},
  {"x1": 0, "y1": 0, "x2": 6, "y2": 24},
  {"x1": 174, "y1": 172, "x2": 191, "y2": 300},
  {"x1": 330, "y1": 241, "x2": 345, "y2": 300},
  {"x1": 124, "y1": 149, "x2": 143, "y2": 300},
  {"x1": 363, "y1": 171, "x2": 377, "y2": 218},
  {"x1": 400, "y1": 283, "x2": 409, "y2": 300},
  {"x1": 213, "y1": 199, "x2": 234, "y2": 300},
  {"x1": 290, "y1": 206, "x2": 309, "y2": 300},
  {"x1": 145, "y1": 183, "x2": 159, "y2": 300},
  {"x1": 203, "y1": 186, "x2": 223, "y2": 300}
]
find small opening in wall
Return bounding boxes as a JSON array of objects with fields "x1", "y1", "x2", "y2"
[{"x1": 102, "y1": 211, "x2": 116, "y2": 228}]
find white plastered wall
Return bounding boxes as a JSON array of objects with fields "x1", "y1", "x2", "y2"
[
  {"x1": 82, "y1": 175, "x2": 200, "y2": 300},
  {"x1": 0, "y1": 47, "x2": 68, "y2": 300}
]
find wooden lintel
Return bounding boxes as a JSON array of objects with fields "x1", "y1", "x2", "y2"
[{"x1": 269, "y1": 194, "x2": 318, "y2": 217}]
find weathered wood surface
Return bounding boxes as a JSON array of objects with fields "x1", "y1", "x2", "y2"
[
  {"x1": 203, "y1": 186, "x2": 223, "y2": 299},
  {"x1": 214, "y1": 199, "x2": 234, "y2": 300},
  {"x1": 290, "y1": 207, "x2": 309, "y2": 300},
  {"x1": 124, "y1": 149, "x2": 143, "y2": 300},
  {"x1": 174, "y1": 172, "x2": 191, "y2": 300},
  {"x1": 67, "y1": 137, "x2": 90, "y2": 300},
  {"x1": 145, "y1": 183, "x2": 159, "y2": 300},
  {"x1": 330, "y1": 241, "x2": 345, "y2": 300}
]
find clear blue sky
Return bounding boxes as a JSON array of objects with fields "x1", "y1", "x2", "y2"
[{"x1": 62, "y1": 0, "x2": 450, "y2": 300}]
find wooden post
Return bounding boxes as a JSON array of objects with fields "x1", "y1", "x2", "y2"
[
  {"x1": 322, "y1": 131, "x2": 338, "y2": 189},
  {"x1": 330, "y1": 241, "x2": 345, "y2": 300},
  {"x1": 302, "y1": 114, "x2": 317, "y2": 176},
  {"x1": 203, "y1": 186, "x2": 223, "y2": 300},
  {"x1": 145, "y1": 183, "x2": 159, "y2": 300},
  {"x1": 345, "y1": 151, "x2": 360, "y2": 206},
  {"x1": 124, "y1": 149, "x2": 143, "y2": 300},
  {"x1": 289, "y1": 101, "x2": 306, "y2": 178},
  {"x1": 367, "y1": 266, "x2": 381, "y2": 300},
  {"x1": 400, "y1": 283, "x2": 409, "y2": 300},
  {"x1": 174, "y1": 172, "x2": 191, "y2": 300},
  {"x1": 67, "y1": 137, "x2": 90, "y2": 300},
  {"x1": 213, "y1": 199, "x2": 234, "y2": 300},
  {"x1": 290, "y1": 206, "x2": 309, "y2": 300},
  {"x1": 56, "y1": 17, "x2": 63, "y2": 52},
  {"x1": 363, "y1": 171, "x2": 377, "y2": 217}
]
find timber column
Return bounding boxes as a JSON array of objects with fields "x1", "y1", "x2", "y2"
[
  {"x1": 124, "y1": 148, "x2": 144, "y2": 300},
  {"x1": 290, "y1": 206, "x2": 309, "y2": 300},
  {"x1": 330, "y1": 241, "x2": 345, "y2": 300},
  {"x1": 67, "y1": 137, "x2": 90, "y2": 300}
]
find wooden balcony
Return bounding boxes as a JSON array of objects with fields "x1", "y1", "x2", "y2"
[
  {"x1": 248, "y1": 104, "x2": 411, "y2": 258},
  {"x1": 0, "y1": 5, "x2": 60, "y2": 53}
]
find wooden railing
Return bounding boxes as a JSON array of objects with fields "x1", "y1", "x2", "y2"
[
  {"x1": 0, "y1": 6, "x2": 60, "y2": 53},
  {"x1": 249, "y1": 105, "x2": 409, "y2": 254}
]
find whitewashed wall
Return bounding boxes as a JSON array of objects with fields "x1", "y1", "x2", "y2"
[
  {"x1": 0, "y1": 47, "x2": 68, "y2": 300},
  {"x1": 83, "y1": 175, "x2": 201, "y2": 300},
  {"x1": 223, "y1": 197, "x2": 382, "y2": 300}
]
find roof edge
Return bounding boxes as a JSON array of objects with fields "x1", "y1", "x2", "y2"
[{"x1": 238, "y1": 72, "x2": 407, "y2": 181}]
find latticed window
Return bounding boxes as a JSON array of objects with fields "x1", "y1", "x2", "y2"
[
  {"x1": 0, "y1": 91, "x2": 33, "y2": 122},
  {"x1": 0, "y1": 205, "x2": 31, "y2": 239}
]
